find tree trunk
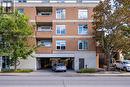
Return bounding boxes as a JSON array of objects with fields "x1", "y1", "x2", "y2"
[
  {"x1": 107, "y1": 52, "x2": 112, "y2": 71},
  {"x1": 14, "y1": 58, "x2": 17, "y2": 71}
]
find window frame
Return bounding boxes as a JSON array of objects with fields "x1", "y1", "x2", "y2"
[
  {"x1": 56, "y1": 8, "x2": 66, "y2": 19},
  {"x1": 78, "y1": 9, "x2": 88, "y2": 19},
  {"x1": 56, "y1": 25, "x2": 66, "y2": 35},
  {"x1": 78, "y1": 24, "x2": 88, "y2": 35},
  {"x1": 56, "y1": 40, "x2": 66, "y2": 50},
  {"x1": 78, "y1": 40, "x2": 88, "y2": 50}
]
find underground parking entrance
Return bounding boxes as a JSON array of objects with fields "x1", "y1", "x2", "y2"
[{"x1": 36, "y1": 57, "x2": 74, "y2": 71}]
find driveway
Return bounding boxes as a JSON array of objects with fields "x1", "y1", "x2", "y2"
[{"x1": 30, "y1": 69, "x2": 77, "y2": 77}]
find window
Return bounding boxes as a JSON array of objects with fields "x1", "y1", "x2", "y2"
[
  {"x1": 78, "y1": 40, "x2": 88, "y2": 50},
  {"x1": 56, "y1": 40, "x2": 66, "y2": 50},
  {"x1": 78, "y1": 24, "x2": 88, "y2": 35},
  {"x1": 18, "y1": 8, "x2": 24, "y2": 14},
  {"x1": 18, "y1": 0, "x2": 26, "y2": 3},
  {"x1": 56, "y1": 9, "x2": 66, "y2": 19},
  {"x1": 56, "y1": 25, "x2": 66, "y2": 35},
  {"x1": 38, "y1": 40, "x2": 51, "y2": 47},
  {"x1": 78, "y1": 9, "x2": 88, "y2": 19}
]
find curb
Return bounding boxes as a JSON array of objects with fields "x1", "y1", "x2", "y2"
[{"x1": 1, "y1": 73, "x2": 130, "y2": 77}]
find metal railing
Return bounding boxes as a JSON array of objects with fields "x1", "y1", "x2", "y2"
[
  {"x1": 14, "y1": 0, "x2": 100, "y2": 3},
  {"x1": 38, "y1": 26, "x2": 52, "y2": 32},
  {"x1": 37, "y1": 12, "x2": 52, "y2": 16}
]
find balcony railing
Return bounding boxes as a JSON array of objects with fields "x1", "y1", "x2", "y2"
[
  {"x1": 38, "y1": 26, "x2": 52, "y2": 32},
  {"x1": 38, "y1": 12, "x2": 52, "y2": 16},
  {"x1": 15, "y1": 0, "x2": 100, "y2": 3}
]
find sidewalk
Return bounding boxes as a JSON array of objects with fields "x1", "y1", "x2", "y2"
[{"x1": 0, "y1": 71, "x2": 130, "y2": 77}]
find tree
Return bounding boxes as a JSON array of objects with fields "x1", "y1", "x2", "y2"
[
  {"x1": 93, "y1": 0, "x2": 130, "y2": 69},
  {"x1": 0, "y1": 11, "x2": 35, "y2": 70}
]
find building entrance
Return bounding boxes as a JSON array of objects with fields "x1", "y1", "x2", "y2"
[{"x1": 37, "y1": 57, "x2": 74, "y2": 70}]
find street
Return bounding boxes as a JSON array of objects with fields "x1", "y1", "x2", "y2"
[{"x1": 0, "y1": 75, "x2": 130, "y2": 87}]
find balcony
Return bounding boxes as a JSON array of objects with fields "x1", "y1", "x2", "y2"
[
  {"x1": 36, "y1": 22, "x2": 52, "y2": 38},
  {"x1": 36, "y1": 16, "x2": 52, "y2": 22},
  {"x1": 38, "y1": 26, "x2": 52, "y2": 32},
  {"x1": 36, "y1": 47, "x2": 52, "y2": 54},
  {"x1": 36, "y1": 7, "x2": 52, "y2": 22},
  {"x1": 37, "y1": 12, "x2": 52, "y2": 16},
  {"x1": 36, "y1": 31, "x2": 52, "y2": 38},
  {"x1": 36, "y1": 39, "x2": 52, "y2": 54}
]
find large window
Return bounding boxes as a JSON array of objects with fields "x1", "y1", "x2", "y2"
[
  {"x1": 56, "y1": 25, "x2": 66, "y2": 35},
  {"x1": 78, "y1": 40, "x2": 88, "y2": 50},
  {"x1": 56, "y1": 40, "x2": 66, "y2": 50},
  {"x1": 56, "y1": 9, "x2": 66, "y2": 19},
  {"x1": 78, "y1": 9, "x2": 88, "y2": 19},
  {"x1": 78, "y1": 24, "x2": 88, "y2": 35},
  {"x1": 38, "y1": 40, "x2": 52, "y2": 47}
]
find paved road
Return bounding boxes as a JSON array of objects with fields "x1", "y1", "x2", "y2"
[{"x1": 0, "y1": 75, "x2": 130, "y2": 87}]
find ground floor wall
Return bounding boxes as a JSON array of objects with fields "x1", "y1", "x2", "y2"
[
  {"x1": 17, "y1": 56, "x2": 37, "y2": 71},
  {"x1": 0, "y1": 51, "x2": 98, "y2": 71},
  {"x1": 35, "y1": 51, "x2": 97, "y2": 71},
  {"x1": 74, "y1": 51, "x2": 97, "y2": 71}
]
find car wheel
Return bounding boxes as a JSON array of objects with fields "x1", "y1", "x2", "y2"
[
  {"x1": 123, "y1": 67, "x2": 127, "y2": 72},
  {"x1": 115, "y1": 66, "x2": 119, "y2": 71}
]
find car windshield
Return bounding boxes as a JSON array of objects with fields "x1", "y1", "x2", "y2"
[
  {"x1": 123, "y1": 61, "x2": 130, "y2": 64},
  {"x1": 57, "y1": 63, "x2": 64, "y2": 66}
]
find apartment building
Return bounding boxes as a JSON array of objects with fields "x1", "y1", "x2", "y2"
[{"x1": 0, "y1": 0, "x2": 100, "y2": 71}]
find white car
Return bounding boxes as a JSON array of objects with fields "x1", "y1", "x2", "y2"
[
  {"x1": 52, "y1": 63, "x2": 67, "y2": 72},
  {"x1": 115, "y1": 60, "x2": 130, "y2": 71}
]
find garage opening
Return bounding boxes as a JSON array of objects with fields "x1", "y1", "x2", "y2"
[{"x1": 37, "y1": 57, "x2": 74, "y2": 70}]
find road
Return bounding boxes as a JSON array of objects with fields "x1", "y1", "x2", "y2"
[{"x1": 0, "y1": 75, "x2": 130, "y2": 87}]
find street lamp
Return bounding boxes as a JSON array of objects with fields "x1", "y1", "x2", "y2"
[{"x1": 0, "y1": 0, "x2": 14, "y2": 14}]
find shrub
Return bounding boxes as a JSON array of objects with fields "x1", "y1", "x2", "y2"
[
  {"x1": 78, "y1": 68, "x2": 96, "y2": 73},
  {"x1": 14, "y1": 69, "x2": 33, "y2": 73},
  {"x1": 1, "y1": 69, "x2": 33, "y2": 73},
  {"x1": 1, "y1": 69, "x2": 14, "y2": 73}
]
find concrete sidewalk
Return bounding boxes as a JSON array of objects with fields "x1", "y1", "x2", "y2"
[{"x1": 0, "y1": 71, "x2": 130, "y2": 77}]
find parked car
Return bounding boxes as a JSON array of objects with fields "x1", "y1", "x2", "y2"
[
  {"x1": 52, "y1": 63, "x2": 67, "y2": 72},
  {"x1": 114, "y1": 60, "x2": 130, "y2": 71}
]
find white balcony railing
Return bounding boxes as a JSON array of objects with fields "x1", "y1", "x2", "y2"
[
  {"x1": 15, "y1": 0, "x2": 100, "y2": 3},
  {"x1": 38, "y1": 12, "x2": 52, "y2": 16},
  {"x1": 38, "y1": 26, "x2": 52, "y2": 32}
]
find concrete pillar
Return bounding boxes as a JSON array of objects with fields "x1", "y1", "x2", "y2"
[{"x1": 0, "y1": 57, "x2": 2, "y2": 72}]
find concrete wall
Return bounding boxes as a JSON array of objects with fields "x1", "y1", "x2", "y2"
[
  {"x1": 35, "y1": 51, "x2": 96, "y2": 71},
  {"x1": 74, "y1": 51, "x2": 96, "y2": 71},
  {"x1": 17, "y1": 56, "x2": 37, "y2": 71}
]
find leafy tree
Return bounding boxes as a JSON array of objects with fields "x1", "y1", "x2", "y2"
[
  {"x1": 93, "y1": 0, "x2": 130, "y2": 69},
  {"x1": 0, "y1": 11, "x2": 35, "y2": 70}
]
